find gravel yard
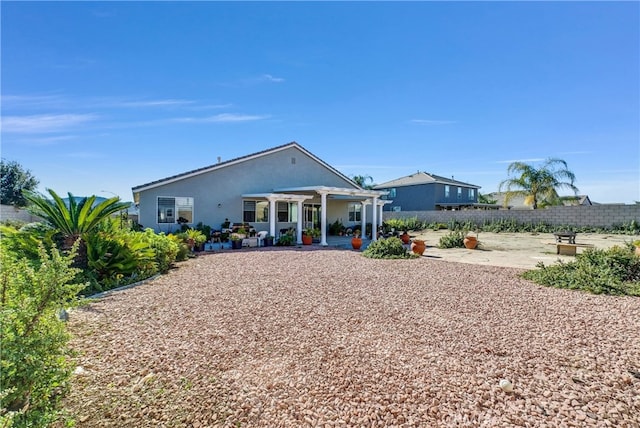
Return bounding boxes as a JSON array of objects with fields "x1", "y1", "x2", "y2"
[{"x1": 64, "y1": 248, "x2": 640, "y2": 427}]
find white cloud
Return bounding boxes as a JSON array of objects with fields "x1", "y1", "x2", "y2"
[
  {"x1": 1, "y1": 114, "x2": 98, "y2": 133},
  {"x1": 495, "y1": 158, "x2": 546, "y2": 164},
  {"x1": 171, "y1": 113, "x2": 270, "y2": 123},
  {"x1": 410, "y1": 119, "x2": 457, "y2": 125},
  {"x1": 261, "y1": 74, "x2": 285, "y2": 83},
  {"x1": 116, "y1": 99, "x2": 196, "y2": 108}
]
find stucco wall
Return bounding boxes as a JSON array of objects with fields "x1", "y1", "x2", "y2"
[
  {"x1": 383, "y1": 204, "x2": 640, "y2": 228},
  {"x1": 135, "y1": 145, "x2": 360, "y2": 232}
]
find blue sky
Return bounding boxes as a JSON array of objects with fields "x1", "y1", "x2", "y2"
[{"x1": 2, "y1": 1, "x2": 639, "y2": 204}]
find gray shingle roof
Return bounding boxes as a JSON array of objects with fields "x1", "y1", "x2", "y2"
[{"x1": 373, "y1": 171, "x2": 480, "y2": 189}]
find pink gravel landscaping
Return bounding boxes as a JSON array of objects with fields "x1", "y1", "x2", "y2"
[{"x1": 64, "y1": 248, "x2": 640, "y2": 427}]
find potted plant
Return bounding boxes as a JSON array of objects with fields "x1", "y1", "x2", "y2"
[
  {"x1": 351, "y1": 230, "x2": 363, "y2": 250},
  {"x1": 236, "y1": 227, "x2": 247, "y2": 239},
  {"x1": 230, "y1": 233, "x2": 243, "y2": 249},
  {"x1": 185, "y1": 228, "x2": 207, "y2": 251},
  {"x1": 400, "y1": 231, "x2": 411, "y2": 244},
  {"x1": 302, "y1": 229, "x2": 313, "y2": 245},
  {"x1": 264, "y1": 234, "x2": 275, "y2": 247}
]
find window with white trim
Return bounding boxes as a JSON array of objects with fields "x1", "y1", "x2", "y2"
[
  {"x1": 157, "y1": 196, "x2": 193, "y2": 224},
  {"x1": 243, "y1": 200, "x2": 269, "y2": 223},
  {"x1": 444, "y1": 185, "x2": 450, "y2": 199},
  {"x1": 457, "y1": 187, "x2": 462, "y2": 199},
  {"x1": 348, "y1": 203, "x2": 362, "y2": 222},
  {"x1": 468, "y1": 188, "x2": 475, "y2": 199},
  {"x1": 277, "y1": 201, "x2": 298, "y2": 222}
]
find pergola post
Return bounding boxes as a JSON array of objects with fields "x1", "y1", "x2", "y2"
[
  {"x1": 319, "y1": 190, "x2": 328, "y2": 246},
  {"x1": 296, "y1": 200, "x2": 304, "y2": 244},
  {"x1": 268, "y1": 197, "x2": 277, "y2": 238},
  {"x1": 371, "y1": 196, "x2": 379, "y2": 241}
]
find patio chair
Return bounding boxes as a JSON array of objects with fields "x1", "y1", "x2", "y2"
[{"x1": 256, "y1": 231, "x2": 268, "y2": 247}]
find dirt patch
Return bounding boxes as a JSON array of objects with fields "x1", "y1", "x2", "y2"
[{"x1": 410, "y1": 230, "x2": 634, "y2": 269}]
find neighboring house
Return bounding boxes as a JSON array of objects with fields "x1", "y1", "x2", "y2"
[
  {"x1": 131, "y1": 142, "x2": 390, "y2": 245},
  {"x1": 486, "y1": 192, "x2": 593, "y2": 209},
  {"x1": 373, "y1": 172, "x2": 482, "y2": 211}
]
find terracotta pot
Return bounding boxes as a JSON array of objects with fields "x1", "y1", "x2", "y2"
[
  {"x1": 400, "y1": 233, "x2": 410, "y2": 244},
  {"x1": 463, "y1": 236, "x2": 478, "y2": 249},
  {"x1": 411, "y1": 239, "x2": 426, "y2": 255},
  {"x1": 302, "y1": 235, "x2": 313, "y2": 245},
  {"x1": 351, "y1": 237, "x2": 362, "y2": 250}
]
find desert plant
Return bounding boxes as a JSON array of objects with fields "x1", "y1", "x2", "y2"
[
  {"x1": 522, "y1": 246, "x2": 640, "y2": 296},
  {"x1": 142, "y1": 229, "x2": 179, "y2": 273},
  {"x1": 438, "y1": 230, "x2": 466, "y2": 249},
  {"x1": 362, "y1": 237, "x2": 415, "y2": 259}
]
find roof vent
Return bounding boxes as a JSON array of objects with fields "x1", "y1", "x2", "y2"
[{"x1": 217, "y1": 156, "x2": 221, "y2": 163}]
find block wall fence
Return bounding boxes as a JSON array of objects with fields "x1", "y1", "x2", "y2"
[
  {"x1": 0, "y1": 205, "x2": 42, "y2": 223},
  {"x1": 383, "y1": 205, "x2": 640, "y2": 229}
]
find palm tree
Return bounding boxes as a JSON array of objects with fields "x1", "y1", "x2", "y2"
[
  {"x1": 498, "y1": 158, "x2": 578, "y2": 209},
  {"x1": 24, "y1": 189, "x2": 131, "y2": 266},
  {"x1": 351, "y1": 174, "x2": 374, "y2": 189}
]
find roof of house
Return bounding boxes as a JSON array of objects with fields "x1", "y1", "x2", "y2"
[
  {"x1": 373, "y1": 171, "x2": 481, "y2": 190},
  {"x1": 131, "y1": 142, "x2": 361, "y2": 193}
]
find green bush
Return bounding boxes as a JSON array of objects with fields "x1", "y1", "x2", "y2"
[
  {"x1": 438, "y1": 230, "x2": 466, "y2": 249},
  {"x1": 384, "y1": 217, "x2": 424, "y2": 232},
  {"x1": 142, "y1": 229, "x2": 179, "y2": 272},
  {"x1": 362, "y1": 237, "x2": 415, "y2": 259},
  {"x1": 0, "y1": 242, "x2": 86, "y2": 427},
  {"x1": 276, "y1": 233, "x2": 295, "y2": 246},
  {"x1": 85, "y1": 230, "x2": 157, "y2": 292},
  {"x1": 522, "y1": 246, "x2": 640, "y2": 296}
]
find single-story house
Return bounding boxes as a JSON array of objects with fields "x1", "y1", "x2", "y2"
[
  {"x1": 131, "y1": 142, "x2": 391, "y2": 245},
  {"x1": 373, "y1": 172, "x2": 483, "y2": 211}
]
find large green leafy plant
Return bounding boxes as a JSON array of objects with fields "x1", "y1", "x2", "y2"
[{"x1": 0, "y1": 242, "x2": 86, "y2": 427}]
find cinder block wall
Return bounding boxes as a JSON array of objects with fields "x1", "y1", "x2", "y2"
[
  {"x1": 384, "y1": 205, "x2": 640, "y2": 228},
  {"x1": 0, "y1": 205, "x2": 41, "y2": 223}
]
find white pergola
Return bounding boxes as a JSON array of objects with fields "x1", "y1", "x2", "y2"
[{"x1": 243, "y1": 186, "x2": 391, "y2": 246}]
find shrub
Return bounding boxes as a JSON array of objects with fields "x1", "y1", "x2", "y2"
[
  {"x1": 384, "y1": 217, "x2": 423, "y2": 232},
  {"x1": 522, "y1": 246, "x2": 640, "y2": 296},
  {"x1": 438, "y1": 230, "x2": 466, "y2": 249},
  {"x1": 142, "y1": 229, "x2": 179, "y2": 273},
  {"x1": 276, "y1": 233, "x2": 295, "y2": 246},
  {"x1": 0, "y1": 242, "x2": 86, "y2": 427},
  {"x1": 362, "y1": 237, "x2": 415, "y2": 259}
]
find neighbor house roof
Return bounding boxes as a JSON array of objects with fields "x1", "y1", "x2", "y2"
[
  {"x1": 373, "y1": 171, "x2": 480, "y2": 189},
  {"x1": 131, "y1": 142, "x2": 361, "y2": 194}
]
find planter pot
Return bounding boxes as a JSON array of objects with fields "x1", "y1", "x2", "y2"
[
  {"x1": 411, "y1": 239, "x2": 426, "y2": 255},
  {"x1": 302, "y1": 235, "x2": 313, "y2": 245},
  {"x1": 351, "y1": 237, "x2": 362, "y2": 250},
  {"x1": 400, "y1": 233, "x2": 411, "y2": 244},
  {"x1": 463, "y1": 236, "x2": 478, "y2": 249},
  {"x1": 264, "y1": 237, "x2": 274, "y2": 247},
  {"x1": 635, "y1": 246, "x2": 640, "y2": 256},
  {"x1": 231, "y1": 240, "x2": 243, "y2": 250}
]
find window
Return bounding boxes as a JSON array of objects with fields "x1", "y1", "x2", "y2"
[
  {"x1": 157, "y1": 197, "x2": 193, "y2": 224},
  {"x1": 243, "y1": 200, "x2": 269, "y2": 223},
  {"x1": 468, "y1": 188, "x2": 475, "y2": 199},
  {"x1": 348, "y1": 203, "x2": 362, "y2": 222},
  {"x1": 444, "y1": 185, "x2": 450, "y2": 198},
  {"x1": 457, "y1": 187, "x2": 462, "y2": 199},
  {"x1": 388, "y1": 188, "x2": 396, "y2": 198},
  {"x1": 277, "y1": 201, "x2": 298, "y2": 222}
]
